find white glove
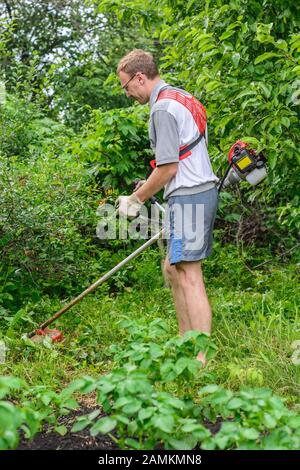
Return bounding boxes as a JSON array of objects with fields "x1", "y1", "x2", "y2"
[{"x1": 115, "y1": 192, "x2": 144, "y2": 220}]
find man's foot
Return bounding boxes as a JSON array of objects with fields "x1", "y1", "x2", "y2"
[{"x1": 196, "y1": 352, "x2": 207, "y2": 367}]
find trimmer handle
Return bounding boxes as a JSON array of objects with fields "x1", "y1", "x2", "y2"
[{"x1": 150, "y1": 196, "x2": 157, "y2": 204}]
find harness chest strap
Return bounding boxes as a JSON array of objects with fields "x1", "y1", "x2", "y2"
[{"x1": 150, "y1": 89, "x2": 207, "y2": 169}]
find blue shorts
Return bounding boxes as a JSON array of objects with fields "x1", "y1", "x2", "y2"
[{"x1": 164, "y1": 187, "x2": 218, "y2": 265}]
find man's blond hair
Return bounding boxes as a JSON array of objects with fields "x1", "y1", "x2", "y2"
[{"x1": 117, "y1": 49, "x2": 159, "y2": 79}]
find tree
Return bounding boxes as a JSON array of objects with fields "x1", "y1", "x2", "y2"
[{"x1": 0, "y1": 0, "x2": 156, "y2": 128}]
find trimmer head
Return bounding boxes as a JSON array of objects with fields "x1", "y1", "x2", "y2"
[{"x1": 30, "y1": 328, "x2": 64, "y2": 343}]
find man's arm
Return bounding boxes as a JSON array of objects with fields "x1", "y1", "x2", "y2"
[
  {"x1": 115, "y1": 163, "x2": 177, "y2": 220},
  {"x1": 135, "y1": 109, "x2": 179, "y2": 202},
  {"x1": 115, "y1": 110, "x2": 179, "y2": 219},
  {"x1": 135, "y1": 163, "x2": 178, "y2": 202}
]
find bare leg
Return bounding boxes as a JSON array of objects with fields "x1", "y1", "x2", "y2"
[
  {"x1": 163, "y1": 257, "x2": 192, "y2": 335},
  {"x1": 175, "y1": 261, "x2": 212, "y2": 335},
  {"x1": 165, "y1": 259, "x2": 212, "y2": 365}
]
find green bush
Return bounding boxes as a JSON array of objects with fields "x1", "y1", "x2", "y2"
[
  {"x1": 0, "y1": 152, "x2": 104, "y2": 313},
  {"x1": 0, "y1": 96, "x2": 73, "y2": 160},
  {"x1": 70, "y1": 105, "x2": 151, "y2": 191}
]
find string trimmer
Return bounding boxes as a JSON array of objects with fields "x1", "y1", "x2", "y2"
[{"x1": 28, "y1": 140, "x2": 267, "y2": 343}]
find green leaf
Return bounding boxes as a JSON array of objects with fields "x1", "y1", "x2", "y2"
[
  {"x1": 41, "y1": 393, "x2": 55, "y2": 406},
  {"x1": 61, "y1": 398, "x2": 78, "y2": 410},
  {"x1": 290, "y1": 39, "x2": 300, "y2": 51},
  {"x1": 214, "y1": 435, "x2": 230, "y2": 449},
  {"x1": 128, "y1": 420, "x2": 138, "y2": 435},
  {"x1": 114, "y1": 397, "x2": 132, "y2": 409},
  {"x1": 149, "y1": 343, "x2": 164, "y2": 359},
  {"x1": 115, "y1": 414, "x2": 130, "y2": 425},
  {"x1": 231, "y1": 53, "x2": 241, "y2": 68},
  {"x1": 160, "y1": 396, "x2": 184, "y2": 410},
  {"x1": 122, "y1": 400, "x2": 142, "y2": 416},
  {"x1": 68, "y1": 377, "x2": 96, "y2": 394},
  {"x1": 227, "y1": 398, "x2": 244, "y2": 410},
  {"x1": 275, "y1": 39, "x2": 288, "y2": 51},
  {"x1": 88, "y1": 410, "x2": 101, "y2": 421},
  {"x1": 182, "y1": 422, "x2": 206, "y2": 433},
  {"x1": 254, "y1": 52, "x2": 279, "y2": 64},
  {"x1": 174, "y1": 357, "x2": 190, "y2": 375},
  {"x1": 71, "y1": 418, "x2": 90, "y2": 433},
  {"x1": 187, "y1": 359, "x2": 202, "y2": 375},
  {"x1": 55, "y1": 425, "x2": 68, "y2": 436},
  {"x1": 238, "y1": 136, "x2": 260, "y2": 148},
  {"x1": 211, "y1": 390, "x2": 233, "y2": 405},
  {"x1": 257, "y1": 82, "x2": 272, "y2": 99},
  {"x1": 235, "y1": 89, "x2": 256, "y2": 100},
  {"x1": 240, "y1": 428, "x2": 260, "y2": 440},
  {"x1": 292, "y1": 65, "x2": 300, "y2": 75},
  {"x1": 205, "y1": 81, "x2": 222, "y2": 93},
  {"x1": 263, "y1": 413, "x2": 277, "y2": 429},
  {"x1": 220, "y1": 31, "x2": 236, "y2": 41},
  {"x1": 138, "y1": 407, "x2": 155, "y2": 421},
  {"x1": 123, "y1": 378, "x2": 145, "y2": 394},
  {"x1": 268, "y1": 152, "x2": 277, "y2": 170},
  {"x1": 90, "y1": 417, "x2": 117, "y2": 436},
  {"x1": 160, "y1": 362, "x2": 176, "y2": 382},
  {"x1": 199, "y1": 384, "x2": 220, "y2": 395},
  {"x1": 124, "y1": 438, "x2": 141, "y2": 450},
  {"x1": 286, "y1": 416, "x2": 300, "y2": 429},
  {"x1": 0, "y1": 377, "x2": 24, "y2": 399},
  {"x1": 281, "y1": 117, "x2": 290, "y2": 128},
  {"x1": 167, "y1": 437, "x2": 197, "y2": 450},
  {"x1": 152, "y1": 415, "x2": 174, "y2": 434}
]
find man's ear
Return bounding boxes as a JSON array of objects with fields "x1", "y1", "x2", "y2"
[{"x1": 136, "y1": 72, "x2": 145, "y2": 85}]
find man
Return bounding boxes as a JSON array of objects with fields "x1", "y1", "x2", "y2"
[{"x1": 116, "y1": 49, "x2": 219, "y2": 365}]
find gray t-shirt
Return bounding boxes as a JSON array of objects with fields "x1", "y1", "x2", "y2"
[{"x1": 149, "y1": 80, "x2": 218, "y2": 199}]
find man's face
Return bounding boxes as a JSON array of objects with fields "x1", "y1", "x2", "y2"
[{"x1": 119, "y1": 71, "x2": 149, "y2": 104}]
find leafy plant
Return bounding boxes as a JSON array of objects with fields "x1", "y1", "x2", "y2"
[
  {"x1": 0, "y1": 375, "x2": 78, "y2": 450},
  {"x1": 70, "y1": 105, "x2": 151, "y2": 190},
  {"x1": 68, "y1": 317, "x2": 299, "y2": 450},
  {"x1": 198, "y1": 385, "x2": 300, "y2": 450}
]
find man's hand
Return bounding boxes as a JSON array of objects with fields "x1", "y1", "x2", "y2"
[{"x1": 115, "y1": 192, "x2": 144, "y2": 220}]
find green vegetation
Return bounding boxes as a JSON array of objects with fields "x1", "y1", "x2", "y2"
[
  {"x1": 1, "y1": 248, "x2": 299, "y2": 449},
  {"x1": 0, "y1": 0, "x2": 299, "y2": 451}
]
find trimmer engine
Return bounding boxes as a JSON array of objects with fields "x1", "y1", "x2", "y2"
[{"x1": 221, "y1": 140, "x2": 267, "y2": 189}]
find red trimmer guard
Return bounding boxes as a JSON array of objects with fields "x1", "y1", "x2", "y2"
[{"x1": 35, "y1": 328, "x2": 64, "y2": 342}]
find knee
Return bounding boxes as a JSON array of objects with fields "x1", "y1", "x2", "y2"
[
  {"x1": 175, "y1": 262, "x2": 203, "y2": 288},
  {"x1": 175, "y1": 264, "x2": 189, "y2": 287}
]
